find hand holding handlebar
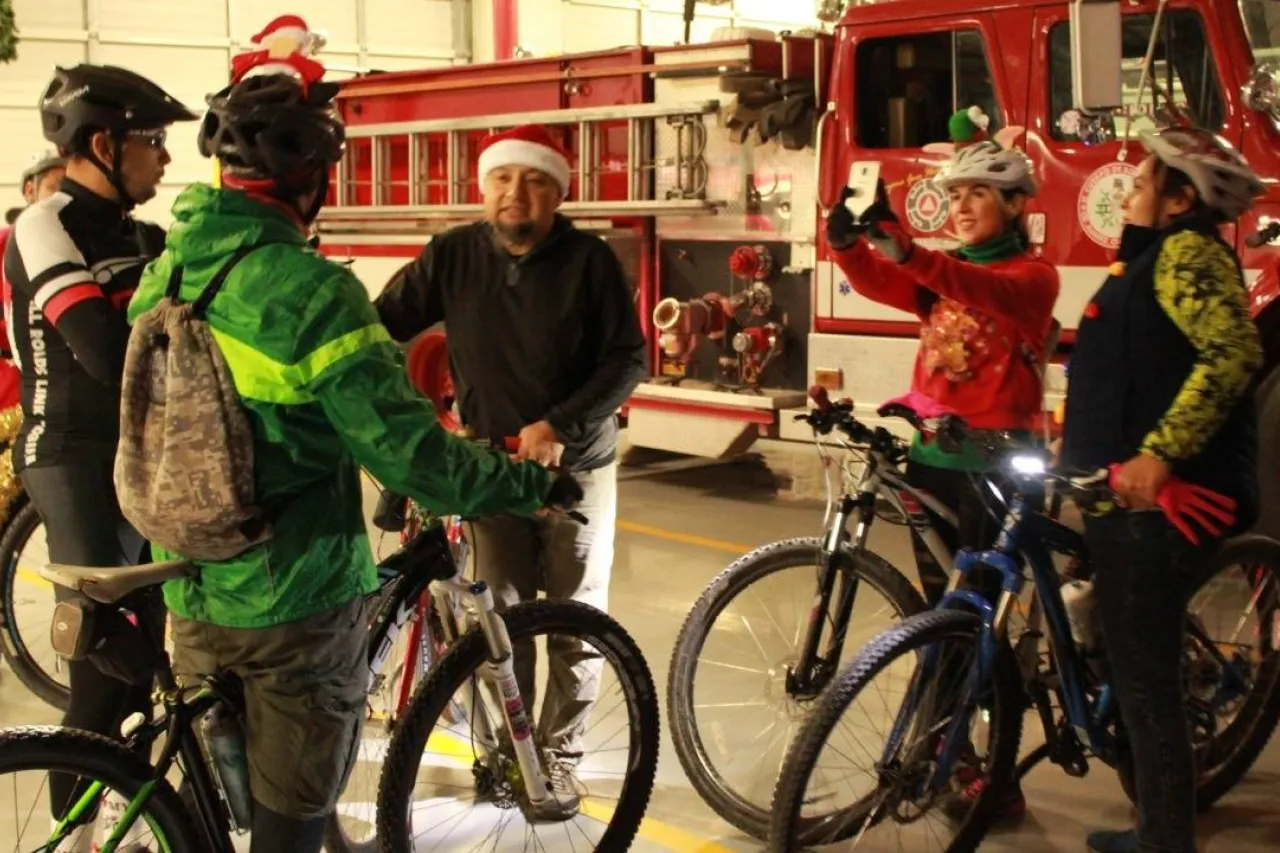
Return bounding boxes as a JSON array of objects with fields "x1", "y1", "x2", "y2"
[{"x1": 1106, "y1": 463, "x2": 1236, "y2": 545}]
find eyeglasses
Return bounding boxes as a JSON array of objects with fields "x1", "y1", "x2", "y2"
[{"x1": 127, "y1": 129, "x2": 168, "y2": 151}]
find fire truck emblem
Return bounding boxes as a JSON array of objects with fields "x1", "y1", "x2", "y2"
[
  {"x1": 906, "y1": 179, "x2": 950, "y2": 233},
  {"x1": 1078, "y1": 161, "x2": 1138, "y2": 249}
]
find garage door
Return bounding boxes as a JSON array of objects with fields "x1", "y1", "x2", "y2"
[
  {"x1": 525, "y1": 0, "x2": 830, "y2": 57},
  {"x1": 2, "y1": 0, "x2": 464, "y2": 225}
]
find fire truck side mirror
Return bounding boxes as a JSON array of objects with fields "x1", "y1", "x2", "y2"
[{"x1": 1068, "y1": 0, "x2": 1123, "y2": 113}]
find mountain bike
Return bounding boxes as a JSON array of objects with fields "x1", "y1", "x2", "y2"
[
  {"x1": 667, "y1": 389, "x2": 984, "y2": 839},
  {"x1": 767, "y1": 408, "x2": 1280, "y2": 852},
  {"x1": 0, "y1": 494, "x2": 659, "y2": 852}
]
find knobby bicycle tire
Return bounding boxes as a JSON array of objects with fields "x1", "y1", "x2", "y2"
[
  {"x1": 768, "y1": 609, "x2": 1024, "y2": 853},
  {"x1": 0, "y1": 725, "x2": 201, "y2": 852},
  {"x1": 0, "y1": 500, "x2": 68, "y2": 710},
  {"x1": 667, "y1": 537, "x2": 927, "y2": 840},
  {"x1": 1118, "y1": 534, "x2": 1280, "y2": 812},
  {"x1": 376, "y1": 598, "x2": 660, "y2": 851}
]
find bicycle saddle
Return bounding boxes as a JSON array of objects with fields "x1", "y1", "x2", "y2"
[{"x1": 41, "y1": 560, "x2": 198, "y2": 604}]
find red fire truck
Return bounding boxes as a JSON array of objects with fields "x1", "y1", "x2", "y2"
[{"x1": 316, "y1": 0, "x2": 1280, "y2": 464}]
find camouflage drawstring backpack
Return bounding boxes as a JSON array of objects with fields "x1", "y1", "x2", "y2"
[{"x1": 115, "y1": 244, "x2": 274, "y2": 561}]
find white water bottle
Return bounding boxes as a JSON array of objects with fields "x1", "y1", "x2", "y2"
[{"x1": 1060, "y1": 579, "x2": 1100, "y2": 651}]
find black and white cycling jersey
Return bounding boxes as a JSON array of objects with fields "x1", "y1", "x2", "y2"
[{"x1": 0, "y1": 177, "x2": 164, "y2": 471}]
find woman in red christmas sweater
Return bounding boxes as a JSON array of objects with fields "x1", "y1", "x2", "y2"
[{"x1": 827, "y1": 125, "x2": 1059, "y2": 818}]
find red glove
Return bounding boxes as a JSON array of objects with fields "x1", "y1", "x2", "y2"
[{"x1": 1107, "y1": 464, "x2": 1237, "y2": 545}]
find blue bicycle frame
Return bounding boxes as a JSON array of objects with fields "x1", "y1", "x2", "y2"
[{"x1": 878, "y1": 474, "x2": 1126, "y2": 794}]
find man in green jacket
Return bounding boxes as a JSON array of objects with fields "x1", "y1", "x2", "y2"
[{"x1": 128, "y1": 73, "x2": 567, "y2": 851}]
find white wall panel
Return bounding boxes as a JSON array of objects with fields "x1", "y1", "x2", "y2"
[
  {"x1": 97, "y1": 0, "x2": 229, "y2": 40},
  {"x1": 229, "y1": 0, "x2": 360, "y2": 47},
  {"x1": 516, "y1": 0, "x2": 830, "y2": 58},
  {"x1": 3, "y1": 0, "x2": 462, "y2": 222},
  {"x1": 366, "y1": 0, "x2": 456, "y2": 55},
  {"x1": 10, "y1": 0, "x2": 84, "y2": 31},
  {"x1": 562, "y1": 5, "x2": 638, "y2": 53}
]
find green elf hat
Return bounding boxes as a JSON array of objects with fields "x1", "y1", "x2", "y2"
[{"x1": 948, "y1": 106, "x2": 991, "y2": 146}]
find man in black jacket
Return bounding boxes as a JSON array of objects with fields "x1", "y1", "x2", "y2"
[{"x1": 375, "y1": 122, "x2": 646, "y2": 819}]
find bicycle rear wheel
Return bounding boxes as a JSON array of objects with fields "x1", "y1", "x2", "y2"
[
  {"x1": 0, "y1": 500, "x2": 68, "y2": 710},
  {"x1": 0, "y1": 725, "x2": 201, "y2": 852},
  {"x1": 768, "y1": 609, "x2": 1024, "y2": 853},
  {"x1": 377, "y1": 599, "x2": 659, "y2": 851},
  {"x1": 1117, "y1": 533, "x2": 1280, "y2": 810}
]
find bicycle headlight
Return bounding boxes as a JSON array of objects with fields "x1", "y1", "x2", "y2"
[{"x1": 1009, "y1": 454, "x2": 1047, "y2": 476}]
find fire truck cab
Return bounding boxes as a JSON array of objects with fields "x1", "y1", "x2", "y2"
[{"x1": 317, "y1": 0, "x2": 1280, "y2": 465}]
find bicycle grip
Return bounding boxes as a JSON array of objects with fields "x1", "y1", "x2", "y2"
[
  {"x1": 809, "y1": 384, "x2": 832, "y2": 412},
  {"x1": 504, "y1": 436, "x2": 520, "y2": 453}
]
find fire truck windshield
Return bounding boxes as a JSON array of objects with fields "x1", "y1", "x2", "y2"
[{"x1": 1242, "y1": 0, "x2": 1280, "y2": 61}]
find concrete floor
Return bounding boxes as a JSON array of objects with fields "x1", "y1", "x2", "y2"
[{"x1": 1, "y1": 459, "x2": 1278, "y2": 851}]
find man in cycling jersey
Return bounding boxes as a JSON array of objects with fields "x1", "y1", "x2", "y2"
[
  {"x1": 128, "y1": 72, "x2": 570, "y2": 852},
  {"x1": 374, "y1": 122, "x2": 647, "y2": 817},
  {"x1": 2, "y1": 63, "x2": 194, "y2": 827}
]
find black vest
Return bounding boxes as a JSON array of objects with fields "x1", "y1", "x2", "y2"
[{"x1": 1061, "y1": 220, "x2": 1258, "y2": 526}]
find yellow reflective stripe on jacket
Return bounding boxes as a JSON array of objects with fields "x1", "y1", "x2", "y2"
[{"x1": 210, "y1": 324, "x2": 393, "y2": 404}]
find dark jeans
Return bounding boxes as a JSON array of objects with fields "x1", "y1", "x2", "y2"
[
  {"x1": 1086, "y1": 510, "x2": 1215, "y2": 853},
  {"x1": 20, "y1": 461, "x2": 154, "y2": 815}
]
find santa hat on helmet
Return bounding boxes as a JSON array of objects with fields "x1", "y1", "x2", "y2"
[
  {"x1": 251, "y1": 15, "x2": 327, "y2": 57},
  {"x1": 231, "y1": 15, "x2": 328, "y2": 90},
  {"x1": 477, "y1": 125, "x2": 572, "y2": 196}
]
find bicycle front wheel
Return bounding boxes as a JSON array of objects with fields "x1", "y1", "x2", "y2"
[
  {"x1": 769, "y1": 609, "x2": 1024, "y2": 853},
  {"x1": 377, "y1": 599, "x2": 659, "y2": 851},
  {"x1": 0, "y1": 725, "x2": 201, "y2": 852},
  {"x1": 668, "y1": 537, "x2": 927, "y2": 839}
]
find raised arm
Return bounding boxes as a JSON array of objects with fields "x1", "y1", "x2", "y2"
[{"x1": 900, "y1": 245, "x2": 1060, "y2": 333}]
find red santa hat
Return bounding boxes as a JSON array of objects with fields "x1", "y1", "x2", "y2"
[
  {"x1": 477, "y1": 125, "x2": 571, "y2": 196},
  {"x1": 251, "y1": 15, "x2": 326, "y2": 56}
]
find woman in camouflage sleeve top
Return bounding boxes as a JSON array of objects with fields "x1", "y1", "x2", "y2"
[{"x1": 1061, "y1": 127, "x2": 1266, "y2": 853}]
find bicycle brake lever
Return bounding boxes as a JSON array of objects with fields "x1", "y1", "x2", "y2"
[{"x1": 566, "y1": 510, "x2": 588, "y2": 525}]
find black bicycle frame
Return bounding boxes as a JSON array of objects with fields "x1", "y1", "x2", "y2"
[{"x1": 788, "y1": 446, "x2": 962, "y2": 697}]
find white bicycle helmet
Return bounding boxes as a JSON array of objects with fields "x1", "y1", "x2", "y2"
[
  {"x1": 1139, "y1": 127, "x2": 1265, "y2": 221},
  {"x1": 932, "y1": 140, "x2": 1038, "y2": 197}
]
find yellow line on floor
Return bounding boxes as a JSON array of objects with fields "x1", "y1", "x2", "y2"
[
  {"x1": 617, "y1": 520, "x2": 754, "y2": 556},
  {"x1": 429, "y1": 728, "x2": 737, "y2": 853}
]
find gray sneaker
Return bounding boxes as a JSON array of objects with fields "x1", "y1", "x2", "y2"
[{"x1": 528, "y1": 754, "x2": 582, "y2": 822}]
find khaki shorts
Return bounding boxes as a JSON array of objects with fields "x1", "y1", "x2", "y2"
[{"x1": 170, "y1": 596, "x2": 368, "y2": 819}]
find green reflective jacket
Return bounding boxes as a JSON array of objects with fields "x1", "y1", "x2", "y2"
[{"x1": 129, "y1": 184, "x2": 552, "y2": 628}]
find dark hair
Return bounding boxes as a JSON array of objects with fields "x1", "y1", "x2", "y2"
[
  {"x1": 4, "y1": 208, "x2": 20, "y2": 226},
  {"x1": 1152, "y1": 159, "x2": 1224, "y2": 225}
]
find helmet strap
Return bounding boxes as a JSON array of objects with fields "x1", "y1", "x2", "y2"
[{"x1": 84, "y1": 133, "x2": 139, "y2": 212}]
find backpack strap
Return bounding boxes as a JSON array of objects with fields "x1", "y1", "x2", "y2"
[
  {"x1": 165, "y1": 265, "x2": 184, "y2": 300},
  {"x1": 191, "y1": 243, "x2": 279, "y2": 319}
]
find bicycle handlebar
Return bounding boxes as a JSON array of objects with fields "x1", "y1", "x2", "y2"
[{"x1": 1246, "y1": 220, "x2": 1280, "y2": 249}]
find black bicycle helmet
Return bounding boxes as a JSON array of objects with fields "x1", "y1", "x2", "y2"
[
  {"x1": 198, "y1": 74, "x2": 345, "y2": 182},
  {"x1": 40, "y1": 64, "x2": 197, "y2": 151},
  {"x1": 40, "y1": 64, "x2": 195, "y2": 210}
]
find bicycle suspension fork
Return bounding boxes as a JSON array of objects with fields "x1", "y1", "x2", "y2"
[{"x1": 788, "y1": 489, "x2": 876, "y2": 697}]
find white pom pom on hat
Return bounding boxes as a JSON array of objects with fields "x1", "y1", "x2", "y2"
[{"x1": 477, "y1": 124, "x2": 572, "y2": 196}]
